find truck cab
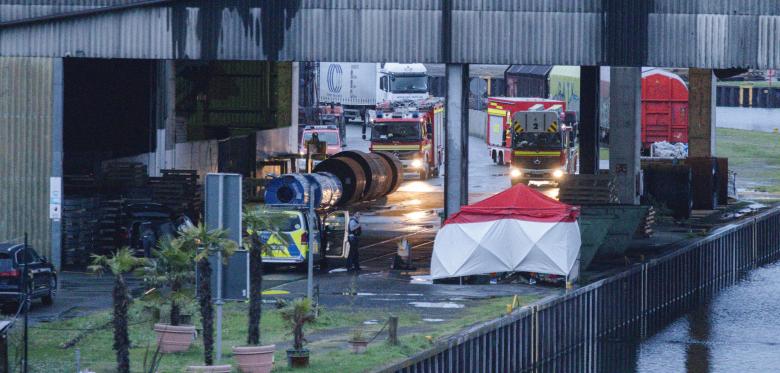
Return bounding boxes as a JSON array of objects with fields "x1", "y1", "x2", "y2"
[
  {"x1": 378, "y1": 63, "x2": 430, "y2": 104},
  {"x1": 509, "y1": 111, "x2": 576, "y2": 185},
  {"x1": 369, "y1": 100, "x2": 444, "y2": 180},
  {"x1": 255, "y1": 207, "x2": 352, "y2": 266}
]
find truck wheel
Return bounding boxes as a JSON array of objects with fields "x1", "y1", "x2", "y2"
[
  {"x1": 498, "y1": 152, "x2": 505, "y2": 166},
  {"x1": 492, "y1": 151, "x2": 497, "y2": 163}
]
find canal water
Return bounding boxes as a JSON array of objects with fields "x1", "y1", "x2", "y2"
[{"x1": 630, "y1": 262, "x2": 780, "y2": 373}]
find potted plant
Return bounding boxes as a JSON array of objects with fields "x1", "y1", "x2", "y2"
[
  {"x1": 348, "y1": 326, "x2": 369, "y2": 354},
  {"x1": 178, "y1": 222, "x2": 237, "y2": 368},
  {"x1": 231, "y1": 209, "x2": 291, "y2": 373},
  {"x1": 143, "y1": 236, "x2": 197, "y2": 353},
  {"x1": 89, "y1": 248, "x2": 148, "y2": 373},
  {"x1": 280, "y1": 298, "x2": 317, "y2": 368}
]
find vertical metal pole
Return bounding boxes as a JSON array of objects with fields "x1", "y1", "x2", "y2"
[
  {"x1": 307, "y1": 184, "x2": 315, "y2": 300},
  {"x1": 444, "y1": 63, "x2": 469, "y2": 218},
  {"x1": 579, "y1": 66, "x2": 600, "y2": 174},
  {"x1": 23, "y1": 233, "x2": 28, "y2": 373},
  {"x1": 75, "y1": 348, "x2": 80, "y2": 373},
  {"x1": 215, "y1": 179, "x2": 224, "y2": 363}
]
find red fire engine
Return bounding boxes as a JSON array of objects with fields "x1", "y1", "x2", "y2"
[
  {"x1": 485, "y1": 97, "x2": 566, "y2": 166},
  {"x1": 369, "y1": 98, "x2": 445, "y2": 180}
]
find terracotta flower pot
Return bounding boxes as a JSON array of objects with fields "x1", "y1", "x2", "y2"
[
  {"x1": 286, "y1": 349, "x2": 310, "y2": 369},
  {"x1": 232, "y1": 345, "x2": 275, "y2": 373},
  {"x1": 154, "y1": 323, "x2": 196, "y2": 353},
  {"x1": 349, "y1": 340, "x2": 368, "y2": 354},
  {"x1": 185, "y1": 365, "x2": 232, "y2": 373}
]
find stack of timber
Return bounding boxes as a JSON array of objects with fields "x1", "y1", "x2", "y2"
[
  {"x1": 95, "y1": 198, "x2": 125, "y2": 256},
  {"x1": 148, "y1": 170, "x2": 201, "y2": 218},
  {"x1": 63, "y1": 174, "x2": 99, "y2": 195},
  {"x1": 102, "y1": 162, "x2": 147, "y2": 189},
  {"x1": 558, "y1": 174, "x2": 618, "y2": 205},
  {"x1": 61, "y1": 197, "x2": 99, "y2": 268}
]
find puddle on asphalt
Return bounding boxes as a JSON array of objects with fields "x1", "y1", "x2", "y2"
[
  {"x1": 409, "y1": 302, "x2": 464, "y2": 309},
  {"x1": 329, "y1": 268, "x2": 348, "y2": 273},
  {"x1": 411, "y1": 275, "x2": 433, "y2": 284}
]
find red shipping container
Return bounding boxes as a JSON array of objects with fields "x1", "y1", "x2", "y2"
[{"x1": 641, "y1": 69, "x2": 689, "y2": 149}]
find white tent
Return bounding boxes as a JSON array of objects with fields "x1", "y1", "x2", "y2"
[{"x1": 431, "y1": 184, "x2": 581, "y2": 280}]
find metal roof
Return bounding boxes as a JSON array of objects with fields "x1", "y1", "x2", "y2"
[{"x1": 1, "y1": 0, "x2": 780, "y2": 68}]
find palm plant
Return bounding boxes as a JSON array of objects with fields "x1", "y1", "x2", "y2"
[
  {"x1": 143, "y1": 236, "x2": 194, "y2": 326},
  {"x1": 242, "y1": 209, "x2": 291, "y2": 346},
  {"x1": 280, "y1": 298, "x2": 316, "y2": 352},
  {"x1": 177, "y1": 222, "x2": 237, "y2": 366},
  {"x1": 89, "y1": 248, "x2": 148, "y2": 373}
]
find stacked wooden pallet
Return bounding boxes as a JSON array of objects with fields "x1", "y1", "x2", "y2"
[
  {"x1": 148, "y1": 170, "x2": 201, "y2": 218},
  {"x1": 636, "y1": 206, "x2": 656, "y2": 238},
  {"x1": 102, "y1": 162, "x2": 147, "y2": 189},
  {"x1": 96, "y1": 199, "x2": 125, "y2": 256},
  {"x1": 558, "y1": 174, "x2": 618, "y2": 205},
  {"x1": 63, "y1": 174, "x2": 99, "y2": 195},
  {"x1": 62, "y1": 197, "x2": 99, "y2": 268}
]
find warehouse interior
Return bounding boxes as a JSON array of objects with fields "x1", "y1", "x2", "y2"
[{"x1": 58, "y1": 59, "x2": 297, "y2": 269}]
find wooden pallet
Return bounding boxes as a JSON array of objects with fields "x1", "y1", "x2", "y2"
[{"x1": 558, "y1": 174, "x2": 618, "y2": 205}]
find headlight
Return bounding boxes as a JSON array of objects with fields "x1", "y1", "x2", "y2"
[
  {"x1": 411, "y1": 159, "x2": 424, "y2": 169},
  {"x1": 553, "y1": 169, "x2": 564, "y2": 178},
  {"x1": 510, "y1": 168, "x2": 522, "y2": 178}
]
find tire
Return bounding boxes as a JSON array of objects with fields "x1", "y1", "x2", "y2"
[
  {"x1": 498, "y1": 152, "x2": 504, "y2": 166},
  {"x1": 42, "y1": 276, "x2": 56, "y2": 306},
  {"x1": 492, "y1": 151, "x2": 497, "y2": 163}
]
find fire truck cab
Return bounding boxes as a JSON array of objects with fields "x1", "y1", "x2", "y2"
[
  {"x1": 509, "y1": 111, "x2": 577, "y2": 185},
  {"x1": 485, "y1": 97, "x2": 566, "y2": 166},
  {"x1": 369, "y1": 99, "x2": 445, "y2": 180}
]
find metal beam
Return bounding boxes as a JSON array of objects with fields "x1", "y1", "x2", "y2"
[
  {"x1": 444, "y1": 63, "x2": 469, "y2": 218},
  {"x1": 579, "y1": 66, "x2": 600, "y2": 175}
]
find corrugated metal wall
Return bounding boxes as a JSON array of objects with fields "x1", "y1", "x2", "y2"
[
  {"x1": 0, "y1": 0, "x2": 152, "y2": 22},
  {"x1": 2, "y1": 0, "x2": 780, "y2": 68},
  {"x1": 0, "y1": 57, "x2": 54, "y2": 256}
]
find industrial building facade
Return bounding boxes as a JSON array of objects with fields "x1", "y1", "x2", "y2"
[{"x1": 3, "y1": 0, "x2": 780, "y2": 267}]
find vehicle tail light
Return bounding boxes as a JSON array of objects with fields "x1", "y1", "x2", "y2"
[
  {"x1": 301, "y1": 232, "x2": 309, "y2": 245},
  {"x1": 0, "y1": 269, "x2": 20, "y2": 278}
]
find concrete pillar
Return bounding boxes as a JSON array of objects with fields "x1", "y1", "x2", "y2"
[
  {"x1": 688, "y1": 68, "x2": 717, "y2": 158},
  {"x1": 579, "y1": 66, "x2": 600, "y2": 174},
  {"x1": 444, "y1": 63, "x2": 469, "y2": 217},
  {"x1": 51, "y1": 58, "x2": 64, "y2": 271},
  {"x1": 609, "y1": 67, "x2": 642, "y2": 205},
  {"x1": 290, "y1": 62, "x2": 300, "y2": 153},
  {"x1": 150, "y1": 60, "x2": 176, "y2": 176}
]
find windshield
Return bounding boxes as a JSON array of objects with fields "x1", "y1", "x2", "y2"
[
  {"x1": 371, "y1": 122, "x2": 421, "y2": 142},
  {"x1": 303, "y1": 132, "x2": 339, "y2": 145},
  {"x1": 513, "y1": 132, "x2": 563, "y2": 150},
  {"x1": 390, "y1": 75, "x2": 428, "y2": 94},
  {"x1": 257, "y1": 211, "x2": 304, "y2": 232}
]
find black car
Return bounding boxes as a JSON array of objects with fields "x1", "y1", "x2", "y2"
[
  {"x1": 0, "y1": 244, "x2": 57, "y2": 306},
  {"x1": 117, "y1": 203, "x2": 191, "y2": 257}
]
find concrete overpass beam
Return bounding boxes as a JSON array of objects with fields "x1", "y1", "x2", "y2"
[
  {"x1": 688, "y1": 68, "x2": 717, "y2": 158},
  {"x1": 579, "y1": 66, "x2": 601, "y2": 174},
  {"x1": 609, "y1": 67, "x2": 642, "y2": 205},
  {"x1": 444, "y1": 63, "x2": 469, "y2": 217}
]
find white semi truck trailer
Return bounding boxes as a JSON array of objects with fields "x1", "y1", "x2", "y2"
[{"x1": 318, "y1": 63, "x2": 430, "y2": 123}]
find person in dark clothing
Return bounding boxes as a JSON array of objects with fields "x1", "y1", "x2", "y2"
[{"x1": 346, "y1": 213, "x2": 362, "y2": 271}]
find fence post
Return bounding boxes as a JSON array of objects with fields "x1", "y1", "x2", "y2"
[{"x1": 388, "y1": 316, "x2": 399, "y2": 346}]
